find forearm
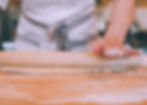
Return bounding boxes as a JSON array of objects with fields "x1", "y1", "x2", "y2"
[{"x1": 104, "y1": 0, "x2": 136, "y2": 46}]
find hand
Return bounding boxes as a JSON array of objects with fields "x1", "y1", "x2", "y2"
[{"x1": 93, "y1": 38, "x2": 140, "y2": 58}]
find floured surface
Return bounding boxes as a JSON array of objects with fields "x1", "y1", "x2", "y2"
[
  {"x1": 0, "y1": 68, "x2": 147, "y2": 105},
  {"x1": 0, "y1": 52, "x2": 147, "y2": 105}
]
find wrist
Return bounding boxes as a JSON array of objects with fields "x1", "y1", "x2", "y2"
[
  {"x1": 103, "y1": 35, "x2": 124, "y2": 48},
  {"x1": 104, "y1": 30, "x2": 127, "y2": 47}
]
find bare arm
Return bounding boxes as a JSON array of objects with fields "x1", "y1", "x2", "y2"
[
  {"x1": 104, "y1": 0, "x2": 136, "y2": 47},
  {"x1": 93, "y1": 0, "x2": 138, "y2": 57}
]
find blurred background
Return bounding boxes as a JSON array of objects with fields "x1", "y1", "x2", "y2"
[{"x1": 0, "y1": 0, "x2": 147, "y2": 51}]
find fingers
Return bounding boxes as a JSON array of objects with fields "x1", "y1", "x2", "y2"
[
  {"x1": 104, "y1": 48, "x2": 125, "y2": 58},
  {"x1": 124, "y1": 45, "x2": 141, "y2": 57},
  {"x1": 103, "y1": 47, "x2": 140, "y2": 58},
  {"x1": 92, "y1": 39, "x2": 140, "y2": 58},
  {"x1": 93, "y1": 39, "x2": 125, "y2": 58}
]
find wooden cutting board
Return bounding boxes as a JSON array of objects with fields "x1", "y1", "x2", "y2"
[{"x1": 0, "y1": 51, "x2": 147, "y2": 105}]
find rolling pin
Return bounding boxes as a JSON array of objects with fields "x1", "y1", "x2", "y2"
[{"x1": 0, "y1": 51, "x2": 142, "y2": 75}]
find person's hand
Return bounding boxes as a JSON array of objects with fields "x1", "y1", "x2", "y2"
[{"x1": 93, "y1": 38, "x2": 140, "y2": 58}]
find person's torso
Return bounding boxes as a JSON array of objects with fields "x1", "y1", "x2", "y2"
[
  {"x1": 16, "y1": 0, "x2": 97, "y2": 50},
  {"x1": 20, "y1": 0, "x2": 95, "y2": 25}
]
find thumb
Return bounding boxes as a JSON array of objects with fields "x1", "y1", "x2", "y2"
[{"x1": 93, "y1": 39, "x2": 104, "y2": 54}]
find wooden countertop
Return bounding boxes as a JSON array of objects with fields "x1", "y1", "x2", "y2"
[{"x1": 0, "y1": 51, "x2": 147, "y2": 105}]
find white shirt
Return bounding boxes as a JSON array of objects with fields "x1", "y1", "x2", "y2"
[{"x1": 0, "y1": 0, "x2": 97, "y2": 50}]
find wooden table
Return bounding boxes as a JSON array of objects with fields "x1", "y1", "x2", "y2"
[{"x1": 0, "y1": 52, "x2": 147, "y2": 105}]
